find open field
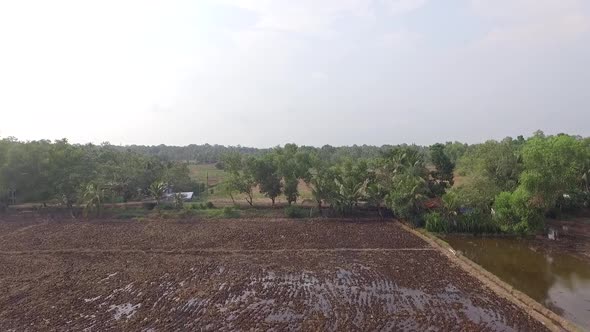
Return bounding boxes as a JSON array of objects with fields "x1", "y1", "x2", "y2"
[
  {"x1": 188, "y1": 163, "x2": 227, "y2": 188},
  {"x1": 0, "y1": 215, "x2": 550, "y2": 331},
  {"x1": 189, "y1": 163, "x2": 314, "y2": 204}
]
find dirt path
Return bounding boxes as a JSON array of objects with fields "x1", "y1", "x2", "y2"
[{"x1": 0, "y1": 218, "x2": 552, "y2": 331}]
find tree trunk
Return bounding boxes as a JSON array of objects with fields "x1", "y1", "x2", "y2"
[
  {"x1": 271, "y1": 197, "x2": 275, "y2": 207},
  {"x1": 246, "y1": 194, "x2": 253, "y2": 206},
  {"x1": 317, "y1": 200, "x2": 322, "y2": 216},
  {"x1": 67, "y1": 200, "x2": 75, "y2": 219},
  {"x1": 229, "y1": 192, "x2": 236, "y2": 204}
]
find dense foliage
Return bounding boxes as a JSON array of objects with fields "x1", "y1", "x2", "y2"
[
  {"x1": 218, "y1": 132, "x2": 589, "y2": 234},
  {"x1": 0, "y1": 138, "x2": 203, "y2": 215},
  {"x1": 2, "y1": 131, "x2": 589, "y2": 234}
]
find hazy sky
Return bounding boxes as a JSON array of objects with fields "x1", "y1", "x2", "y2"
[{"x1": 1, "y1": 0, "x2": 589, "y2": 147}]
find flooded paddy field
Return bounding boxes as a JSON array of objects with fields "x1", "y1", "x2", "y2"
[
  {"x1": 0, "y1": 217, "x2": 549, "y2": 331},
  {"x1": 445, "y1": 234, "x2": 590, "y2": 329}
]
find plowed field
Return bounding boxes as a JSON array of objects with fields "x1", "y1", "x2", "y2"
[{"x1": 0, "y1": 217, "x2": 548, "y2": 331}]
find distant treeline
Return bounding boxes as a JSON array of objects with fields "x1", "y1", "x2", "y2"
[
  {"x1": 116, "y1": 144, "x2": 267, "y2": 163},
  {"x1": 116, "y1": 143, "x2": 441, "y2": 164}
]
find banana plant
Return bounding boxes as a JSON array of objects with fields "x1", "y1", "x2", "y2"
[
  {"x1": 149, "y1": 181, "x2": 167, "y2": 208},
  {"x1": 82, "y1": 183, "x2": 104, "y2": 217}
]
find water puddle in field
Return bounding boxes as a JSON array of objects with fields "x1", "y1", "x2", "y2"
[
  {"x1": 109, "y1": 303, "x2": 141, "y2": 320},
  {"x1": 445, "y1": 236, "x2": 590, "y2": 328},
  {"x1": 81, "y1": 263, "x2": 530, "y2": 330},
  {"x1": 214, "y1": 264, "x2": 517, "y2": 331}
]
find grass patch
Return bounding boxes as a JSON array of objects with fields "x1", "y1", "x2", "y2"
[
  {"x1": 284, "y1": 206, "x2": 307, "y2": 218},
  {"x1": 111, "y1": 208, "x2": 150, "y2": 220},
  {"x1": 158, "y1": 206, "x2": 241, "y2": 219},
  {"x1": 188, "y1": 164, "x2": 228, "y2": 187}
]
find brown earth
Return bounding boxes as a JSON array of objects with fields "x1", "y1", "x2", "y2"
[{"x1": 0, "y1": 215, "x2": 550, "y2": 331}]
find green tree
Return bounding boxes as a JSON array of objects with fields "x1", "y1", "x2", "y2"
[
  {"x1": 457, "y1": 140, "x2": 522, "y2": 192},
  {"x1": 222, "y1": 154, "x2": 256, "y2": 206},
  {"x1": 382, "y1": 147, "x2": 430, "y2": 225},
  {"x1": 429, "y1": 143, "x2": 454, "y2": 196},
  {"x1": 249, "y1": 156, "x2": 282, "y2": 206},
  {"x1": 149, "y1": 181, "x2": 167, "y2": 208},
  {"x1": 48, "y1": 140, "x2": 96, "y2": 216},
  {"x1": 386, "y1": 173, "x2": 429, "y2": 225},
  {"x1": 278, "y1": 145, "x2": 301, "y2": 205},
  {"x1": 330, "y1": 159, "x2": 369, "y2": 215},
  {"x1": 305, "y1": 154, "x2": 337, "y2": 215},
  {"x1": 519, "y1": 134, "x2": 588, "y2": 210},
  {"x1": 0, "y1": 140, "x2": 52, "y2": 203},
  {"x1": 493, "y1": 188, "x2": 544, "y2": 233}
]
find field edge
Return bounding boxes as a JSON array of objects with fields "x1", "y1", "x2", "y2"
[{"x1": 401, "y1": 224, "x2": 582, "y2": 332}]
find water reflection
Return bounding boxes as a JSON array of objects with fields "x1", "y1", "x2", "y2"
[{"x1": 444, "y1": 236, "x2": 590, "y2": 329}]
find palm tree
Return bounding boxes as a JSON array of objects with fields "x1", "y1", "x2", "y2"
[
  {"x1": 149, "y1": 181, "x2": 167, "y2": 208},
  {"x1": 332, "y1": 177, "x2": 368, "y2": 215}
]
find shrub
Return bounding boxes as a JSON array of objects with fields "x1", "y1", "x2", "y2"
[
  {"x1": 456, "y1": 212, "x2": 500, "y2": 234},
  {"x1": 221, "y1": 207, "x2": 240, "y2": 218},
  {"x1": 493, "y1": 188, "x2": 544, "y2": 233},
  {"x1": 425, "y1": 212, "x2": 448, "y2": 233},
  {"x1": 206, "y1": 201, "x2": 215, "y2": 209},
  {"x1": 142, "y1": 202, "x2": 157, "y2": 210},
  {"x1": 173, "y1": 193, "x2": 184, "y2": 210},
  {"x1": 161, "y1": 203, "x2": 175, "y2": 210},
  {"x1": 284, "y1": 206, "x2": 306, "y2": 218},
  {"x1": 190, "y1": 203, "x2": 201, "y2": 210}
]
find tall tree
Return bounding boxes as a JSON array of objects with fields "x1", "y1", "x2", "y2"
[
  {"x1": 250, "y1": 156, "x2": 282, "y2": 206},
  {"x1": 429, "y1": 143, "x2": 455, "y2": 196}
]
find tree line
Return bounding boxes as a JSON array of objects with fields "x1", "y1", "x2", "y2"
[
  {"x1": 116, "y1": 142, "x2": 422, "y2": 164},
  {"x1": 0, "y1": 138, "x2": 202, "y2": 214},
  {"x1": 219, "y1": 132, "x2": 590, "y2": 234},
  {"x1": 1, "y1": 132, "x2": 589, "y2": 234}
]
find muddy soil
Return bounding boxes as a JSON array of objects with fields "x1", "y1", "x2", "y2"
[{"x1": 0, "y1": 217, "x2": 548, "y2": 331}]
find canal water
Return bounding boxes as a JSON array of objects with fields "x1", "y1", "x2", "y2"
[{"x1": 444, "y1": 236, "x2": 590, "y2": 329}]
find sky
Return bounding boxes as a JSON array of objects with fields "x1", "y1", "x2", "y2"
[{"x1": 1, "y1": 0, "x2": 589, "y2": 147}]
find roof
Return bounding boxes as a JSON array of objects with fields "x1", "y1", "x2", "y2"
[{"x1": 163, "y1": 192, "x2": 194, "y2": 200}]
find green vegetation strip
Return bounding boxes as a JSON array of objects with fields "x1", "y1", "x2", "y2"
[{"x1": 401, "y1": 224, "x2": 582, "y2": 332}]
